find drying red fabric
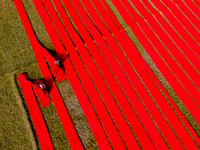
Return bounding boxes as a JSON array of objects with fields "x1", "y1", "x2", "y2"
[
  {"x1": 111, "y1": 0, "x2": 200, "y2": 148},
  {"x1": 120, "y1": 0, "x2": 200, "y2": 149},
  {"x1": 138, "y1": 0, "x2": 200, "y2": 69},
  {"x1": 99, "y1": 0, "x2": 200, "y2": 147},
  {"x1": 193, "y1": 0, "x2": 200, "y2": 7},
  {"x1": 70, "y1": 0, "x2": 167, "y2": 149},
  {"x1": 77, "y1": 0, "x2": 199, "y2": 149},
  {"x1": 29, "y1": 0, "x2": 114, "y2": 149},
  {"x1": 62, "y1": 0, "x2": 200, "y2": 149},
  {"x1": 93, "y1": 1, "x2": 186, "y2": 149},
  {"x1": 18, "y1": 73, "x2": 54, "y2": 150},
  {"x1": 69, "y1": 0, "x2": 161, "y2": 149},
  {"x1": 134, "y1": 0, "x2": 200, "y2": 145},
  {"x1": 14, "y1": 1, "x2": 84, "y2": 149},
  {"x1": 147, "y1": 0, "x2": 200, "y2": 63},
  {"x1": 111, "y1": 0, "x2": 200, "y2": 126},
  {"x1": 50, "y1": 60, "x2": 66, "y2": 82},
  {"x1": 137, "y1": 0, "x2": 200, "y2": 119},
  {"x1": 35, "y1": 0, "x2": 125, "y2": 149},
  {"x1": 43, "y1": 0, "x2": 139, "y2": 149},
  {"x1": 151, "y1": 0, "x2": 200, "y2": 47},
  {"x1": 162, "y1": 0, "x2": 200, "y2": 30},
  {"x1": 32, "y1": 79, "x2": 51, "y2": 108},
  {"x1": 172, "y1": 0, "x2": 200, "y2": 19}
]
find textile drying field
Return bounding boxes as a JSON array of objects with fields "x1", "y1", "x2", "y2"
[{"x1": 1, "y1": 0, "x2": 200, "y2": 149}]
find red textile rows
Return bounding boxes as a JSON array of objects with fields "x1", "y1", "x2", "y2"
[
  {"x1": 17, "y1": 73, "x2": 54, "y2": 150},
  {"x1": 111, "y1": 0, "x2": 200, "y2": 148},
  {"x1": 38, "y1": 0, "x2": 127, "y2": 149},
  {"x1": 15, "y1": 0, "x2": 200, "y2": 149},
  {"x1": 14, "y1": 0, "x2": 84, "y2": 149}
]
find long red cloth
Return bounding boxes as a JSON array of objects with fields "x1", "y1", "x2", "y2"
[
  {"x1": 193, "y1": 0, "x2": 200, "y2": 7},
  {"x1": 132, "y1": 0, "x2": 200, "y2": 77},
  {"x1": 121, "y1": 1, "x2": 200, "y2": 149},
  {"x1": 99, "y1": 0, "x2": 200, "y2": 146},
  {"x1": 121, "y1": 0, "x2": 200, "y2": 103},
  {"x1": 44, "y1": 0, "x2": 139, "y2": 149},
  {"x1": 134, "y1": 0, "x2": 200, "y2": 146},
  {"x1": 68, "y1": 0, "x2": 160, "y2": 149},
  {"x1": 14, "y1": 0, "x2": 200, "y2": 149},
  {"x1": 147, "y1": 0, "x2": 199, "y2": 103},
  {"x1": 88, "y1": 0, "x2": 200, "y2": 149},
  {"x1": 31, "y1": 0, "x2": 119, "y2": 149},
  {"x1": 14, "y1": 0, "x2": 84, "y2": 149},
  {"x1": 18, "y1": 73, "x2": 54, "y2": 150},
  {"x1": 151, "y1": 0, "x2": 200, "y2": 47},
  {"x1": 111, "y1": 0, "x2": 200, "y2": 126},
  {"x1": 161, "y1": 0, "x2": 200, "y2": 31},
  {"x1": 134, "y1": 0, "x2": 200, "y2": 59},
  {"x1": 78, "y1": 0, "x2": 199, "y2": 149},
  {"x1": 70, "y1": 0, "x2": 168, "y2": 149},
  {"x1": 111, "y1": 0, "x2": 200, "y2": 148},
  {"x1": 172, "y1": 0, "x2": 200, "y2": 21},
  {"x1": 36, "y1": 0, "x2": 127, "y2": 149},
  {"x1": 138, "y1": 0, "x2": 200, "y2": 67}
]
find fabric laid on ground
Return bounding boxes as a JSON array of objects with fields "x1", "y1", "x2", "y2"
[
  {"x1": 15, "y1": 0, "x2": 200, "y2": 149},
  {"x1": 70, "y1": 1, "x2": 164, "y2": 148},
  {"x1": 111, "y1": 0, "x2": 200, "y2": 149},
  {"x1": 161, "y1": 0, "x2": 200, "y2": 31},
  {"x1": 123, "y1": 1, "x2": 200, "y2": 148},
  {"x1": 151, "y1": 0, "x2": 200, "y2": 47},
  {"x1": 121, "y1": 0, "x2": 200, "y2": 106},
  {"x1": 59, "y1": 0, "x2": 158, "y2": 149},
  {"x1": 172, "y1": 0, "x2": 200, "y2": 22},
  {"x1": 134, "y1": 0, "x2": 200, "y2": 146},
  {"x1": 75, "y1": 0, "x2": 200, "y2": 149},
  {"x1": 18, "y1": 73, "x2": 54, "y2": 150},
  {"x1": 111, "y1": 0, "x2": 200, "y2": 123},
  {"x1": 70, "y1": 0, "x2": 167, "y2": 149},
  {"x1": 14, "y1": 0, "x2": 84, "y2": 149},
  {"x1": 43, "y1": 0, "x2": 139, "y2": 149},
  {"x1": 193, "y1": 0, "x2": 200, "y2": 7},
  {"x1": 30, "y1": 0, "x2": 118, "y2": 149}
]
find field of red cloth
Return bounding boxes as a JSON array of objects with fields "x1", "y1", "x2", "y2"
[{"x1": 15, "y1": 0, "x2": 200, "y2": 149}]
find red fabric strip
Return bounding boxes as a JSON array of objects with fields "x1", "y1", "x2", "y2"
[
  {"x1": 111, "y1": 0, "x2": 200, "y2": 148},
  {"x1": 122, "y1": 0, "x2": 200, "y2": 98},
  {"x1": 121, "y1": 0, "x2": 200, "y2": 149},
  {"x1": 72, "y1": 0, "x2": 170, "y2": 149},
  {"x1": 174, "y1": 0, "x2": 200, "y2": 19},
  {"x1": 79, "y1": 0, "x2": 198, "y2": 149},
  {"x1": 18, "y1": 73, "x2": 54, "y2": 150},
  {"x1": 100, "y1": 0, "x2": 123, "y2": 30},
  {"x1": 111, "y1": 0, "x2": 200, "y2": 125},
  {"x1": 31, "y1": 0, "x2": 118, "y2": 149},
  {"x1": 162, "y1": 0, "x2": 200, "y2": 30},
  {"x1": 137, "y1": 0, "x2": 200, "y2": 146},
  {"x1": 70, "y1": 0, "x2": 160, "y2": 149},
  {"x1": 48, "y1": 0, "x2": 139, "y2": 149},
  {"x1": 151, "y1": 0, "x2": 200, "y2": 47},
  {"x1": 139, "y1": 0, "x2": 200, "y2": 65},
  {"x1": 14, "y1": 0, "x2": 84, "y2": 149},
  {"x1": 193, "y1": 0, "x2": 200, "y2": 7},
  {"x1": 101, "y1": 0, "x2": 200, "y2": 147},
  {"x1": 40, "y1": 0, "x2": 126, "y2": 149},
  {"x1": 145, "y1": 0, "x2": 200, "y2": 66}
]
